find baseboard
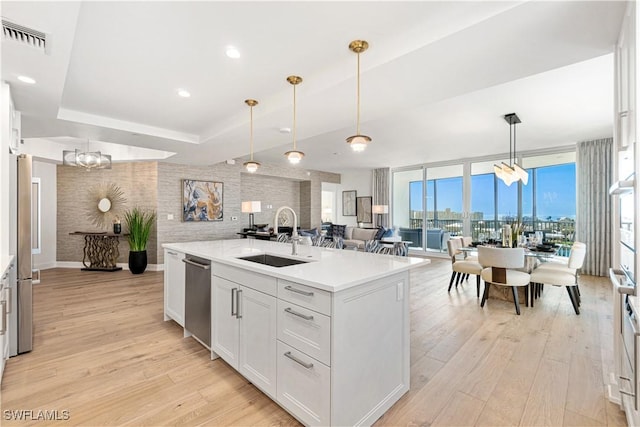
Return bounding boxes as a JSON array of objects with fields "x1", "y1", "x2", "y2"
[
  {"x1": 55, "y1": 261, "x2": 164, "y2": 271},
  {"x1": 34, "y1": 262, "x2": 58, "y2": 270}
]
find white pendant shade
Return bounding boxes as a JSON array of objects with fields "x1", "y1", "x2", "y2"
[
  {"x1": 285, "y1": 150, "x2": 304, "y2": 164},
  {"x1": 513, "y1": 163, "x2": 529, "y2": 185},
  {"x1": 494, "y1": 113, "x2": 528, "y2": 186},
  {"x1": 346, "y1": 134, "x2": 371, "y2": 152}
]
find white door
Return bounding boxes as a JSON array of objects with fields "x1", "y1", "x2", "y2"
[
  {"x1": 211, "y1": 276, "x2": 239, "y2": 369},
  {"x1": 239, "y1": 286, "x2": 277, "y2": 398},
  {"x1": 164, "y1": 250, "x2": 185, "y2": 326}
]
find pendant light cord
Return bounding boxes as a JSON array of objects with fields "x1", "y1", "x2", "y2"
[
  {"x1": 513, "y1": 119, "x2": 517, "y2": 165},
  {"x1": 293, "y1": 84, "x2": 297, "y2": 150},
  {"x1": 356, "y1": 51, "x2": 361, "y2": 135},
  {"x1": 249, "y1": 105, "x2": 254, "y2": 161}
]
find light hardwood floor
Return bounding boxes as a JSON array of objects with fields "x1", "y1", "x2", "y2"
[{"x1": 0, "y1": 260, "x2": 628, "y2": 426}]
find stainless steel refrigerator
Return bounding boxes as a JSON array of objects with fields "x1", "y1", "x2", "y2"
[{"x1": 10, "y1": 154, "x2": 32, "y2": 354}]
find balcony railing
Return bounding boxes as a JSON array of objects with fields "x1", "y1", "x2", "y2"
[{"x1": 406, "y1": 218, "x2": 575, "y2": 242}]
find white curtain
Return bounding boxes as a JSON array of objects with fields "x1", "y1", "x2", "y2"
[
  {"x1": 372, "y1": 168, "x2": 389, "y2": 227},
  {"x1": 576, "y1": 138, "x2": 612, "y2": 276}
]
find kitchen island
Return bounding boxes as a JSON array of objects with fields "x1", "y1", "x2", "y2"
[{"x1": 163, "y1": 239, "x2": 429, "y2": 426}]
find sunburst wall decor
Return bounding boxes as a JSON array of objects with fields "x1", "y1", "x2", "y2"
[{"x1": 86, "y1": 182, "x2": 127, "y2": 229}]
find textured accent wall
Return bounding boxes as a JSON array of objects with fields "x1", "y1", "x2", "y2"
[
  {"x1": 240, "y1": 174, "x2": 301, "y2": 228},
  {"x1": 57, "y1": 162, "x2": 158, "y2": 264},
  {"x1": 156, "y1": 161, "x2": 241, "y2": 263}
]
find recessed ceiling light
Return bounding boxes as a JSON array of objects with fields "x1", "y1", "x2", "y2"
[
  {"x1": 177, "y1": 89, "x2": 191, "y2": 98},
  {"x1": 226, "y1": 46, "x2": 240, "y2": 59},
  {"x1": 279, "y1": 127, "x2": 291, "y2": 134},
  {"x1": 17, "y1": 75, "x2": 36, "y2": 84}
]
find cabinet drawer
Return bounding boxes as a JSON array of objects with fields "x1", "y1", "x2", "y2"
[
  {"x1": 278, "y1": 280, "x2": 331, "y2": 316},
  {"x1": 277, "y1": 300, "x2": 330, "y2": 366},
  {"x1": 213, "y1": 263, "x2": 277, "y2": 296},
  {"x1": 277, "y1": 341, "x2": 330, "y2": 427}
]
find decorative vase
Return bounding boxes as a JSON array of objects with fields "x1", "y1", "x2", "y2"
[
  {"x1": 129, "y1": 250, "x2": 147, "y2": 274},
  {"x1": 113, "y1": 223, "x2": 121, "y2": 234}
]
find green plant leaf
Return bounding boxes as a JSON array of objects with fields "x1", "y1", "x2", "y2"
[{"x1": 123, "y1": 207, "x2": 156, "y2": 251}]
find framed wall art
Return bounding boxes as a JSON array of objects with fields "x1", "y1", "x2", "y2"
[
  {"x1": 356, "y1": 196, "x2": 372, "y2": 224},
  {"x1": 182, "y1": 179, "x2": 223, "y2": 221},
  {"x1": 342, "y1": 190, "x2": 357, "y2": 216}
]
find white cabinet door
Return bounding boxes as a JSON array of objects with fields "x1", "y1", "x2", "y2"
[
  {"x1": 239, "y1": 286, "x2": 277, "y2": 398},
  {"x1": 164, "y1": 250, "x2": 185, "y2": 326},
  {"x1": 211, "y1": 276, "x2": 240, "y2": 369}
]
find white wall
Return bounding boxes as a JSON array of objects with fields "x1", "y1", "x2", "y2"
[
  {"x1": 0, "y1": 83, "x2": 11, "y2": 263},
  {"x1": 336, "y1": 170, "x2": 373, "y2": 227},
  {"x1": 32, "y1": 160, "x2": 57, "y2": 270}
]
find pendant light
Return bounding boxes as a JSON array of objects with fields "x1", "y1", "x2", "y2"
[
  {"x1": 494, "y1": 113, "x2": 528, "y2": 186},
  {"x1": 284, "y1": 75, "x2": 304, "y2": 164},
  {"x1": 243, "y1": 99, "x2": 260, "y2": 173},
  {"x1": 346, "y1": 40, "x2": 371, "y2": 152}
]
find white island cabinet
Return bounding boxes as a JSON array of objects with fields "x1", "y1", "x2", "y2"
[
  {"x1": 163, "y1": 249, "x2": 185, "y2": 326},
  {"x1": 211, "y1": 263, "x2": 278, "y2": 398},
  {"x1": 163, "y1": 239, "x2": 428, "y2": 427}
]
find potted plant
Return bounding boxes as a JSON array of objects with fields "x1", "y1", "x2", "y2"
[{"x1": 123, "y1": 207, "x2": 156, "y2": 274}]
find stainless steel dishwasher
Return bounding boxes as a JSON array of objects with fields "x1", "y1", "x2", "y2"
[{"x1": 183, "y1": 255, "x2": 211, "y2": 348}]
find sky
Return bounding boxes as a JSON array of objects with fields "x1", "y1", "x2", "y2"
[{"x1": 410, "y1": 163, "x2": 576, "y2": 220}]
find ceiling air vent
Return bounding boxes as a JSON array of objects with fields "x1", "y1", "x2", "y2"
[{"x1": 2, "y1": 19, "x2": 48, "y2": 53}]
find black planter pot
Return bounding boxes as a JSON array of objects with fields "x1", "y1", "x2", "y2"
[{"x1": 129, "y1": 250, "x2": 148, "y2": 274}]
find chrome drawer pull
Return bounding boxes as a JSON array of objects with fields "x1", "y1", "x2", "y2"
[
  {"x1": 284, "y1": 351, "x2": 313, "y2": 369},
  {"x1": 285, "y1": 307, "x2": 314, "y2": 321},
  {"x1": 231, "y1": 288, "x2": 237, "y2": 317},
  {"x1": 284, "y1": 285, "x2": 314, "y2": 297},
  {"x1": 182, "y1": 258, "x2": 210, "y2": 269},
  {"x1": 167, "y1": 251, "x2": 178, "y2": 256},
  {"x1": 0, "y1": 301, "x2": 6, "y2": 336},
  {"x1": 621, "y1": 389, "x2": 636, "y2": 397}
]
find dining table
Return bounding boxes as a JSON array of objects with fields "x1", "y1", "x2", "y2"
[{"x1": 457, "y1": 243, "x2": 562, "y2": 306}]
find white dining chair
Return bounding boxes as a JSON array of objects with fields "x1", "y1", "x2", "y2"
[
  {"x1": 529, "y1": 243, "x2": 586, "y2": 315},
  {"x1": 446, "y1": 239, "x2": 482, "y2": 297},
  {"x1": 478, "y1": 246, "x2": 530, "y2": 315}
]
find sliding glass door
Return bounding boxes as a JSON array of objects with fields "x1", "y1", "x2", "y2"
[
  {"x1": 392, "y1": 168, "x2": 424, "y2": 250},
  {"x1": 426, "y1": 165, "x2": 463, "y2": 252}
]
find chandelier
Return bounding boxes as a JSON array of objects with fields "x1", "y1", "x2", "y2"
[
  {"x1": 494, "y1": 113, "x2": 528, "y2": 186},
  {"x1": 346, "y1": 40, "x2": 371, "y2": 152},
  {"x1": 63, "y1": 140, "x2": 111, "y2": 170},
  {"x1": 243, "y1": 99, "x2": 260, "y2": 173},
  {"x1": 284, "y1": 75, "x2": 305, "y2": 164}
]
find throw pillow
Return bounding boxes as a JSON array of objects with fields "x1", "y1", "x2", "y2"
[
  {"x1": 300, "y1": 228, "x2": 319, "y2": 237},
  {"x1": 331, "y1": 224, "x2": 347, "y2": 239},
  {"x1": 373, "y1": 226, "x2": 385, "y2": 240}
]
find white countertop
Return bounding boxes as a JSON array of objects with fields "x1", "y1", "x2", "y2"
[{"x1": 163, "y1": 239, "x2": 429, "y2": 292}]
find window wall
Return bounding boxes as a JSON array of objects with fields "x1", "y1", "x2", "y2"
[{"x1": 392, "y1": 150, "x2": 576, "y2": 254}]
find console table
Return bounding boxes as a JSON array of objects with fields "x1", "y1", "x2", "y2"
[{"x1": 70, "y1": 232, "x2": 127, "y2": 271}]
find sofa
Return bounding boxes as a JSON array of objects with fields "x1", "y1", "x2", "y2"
[
  {"x1": 343, "y1": 226, "x2": 380, "y2": 250},
  {"x1": 426, "y1": 229, "x2": 450, "y2": 252},
  {"x1": 398, "y1": 228, "x2": 450, "y2": 251}
]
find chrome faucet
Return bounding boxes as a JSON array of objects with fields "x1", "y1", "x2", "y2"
[{"x1": 274, "y1": 206, "x2": 300, "y2": 256}]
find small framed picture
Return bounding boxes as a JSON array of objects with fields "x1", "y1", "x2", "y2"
[
  {"x1": 342, "y1": 190, "x2": 357, "y2": 216},
  {"x1": 356, "y1": 196, "x2": 372, "y2": 223}
]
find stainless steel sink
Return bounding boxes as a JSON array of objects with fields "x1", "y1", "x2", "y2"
[{"x1": 237, "y1": 254, "x2": 309, "y2": 267}]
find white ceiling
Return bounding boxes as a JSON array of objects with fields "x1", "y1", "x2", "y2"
[{"x1": 1, "y1": 1, "x2": 627, "y2": 173}]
